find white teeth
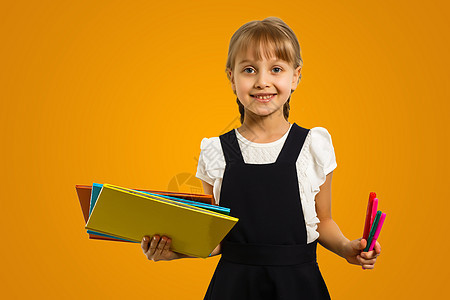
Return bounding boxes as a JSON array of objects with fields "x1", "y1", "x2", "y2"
[{"x1": 254, "y1": 95, "x2": 274, "y2": 100}]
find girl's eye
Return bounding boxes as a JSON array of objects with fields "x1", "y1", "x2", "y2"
[
  {"x1": 273, "y1": 67, "x2": 282, "y2": 73},
  {"x1": 243, "y1": 67, "x2": 282, "y2": 74}
]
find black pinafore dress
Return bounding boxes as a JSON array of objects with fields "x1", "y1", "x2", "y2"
[{"x1": 204, "y1": 123, "x2": 331, "y2": 300}]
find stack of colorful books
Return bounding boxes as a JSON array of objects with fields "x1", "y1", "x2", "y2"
[{"x1": 75, "y1": 183, "x2": 239, "y2": 258}]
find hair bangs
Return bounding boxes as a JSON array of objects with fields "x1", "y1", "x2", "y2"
[{"x1": 239, "y1": 28, "x2": 295, "y2": 65}]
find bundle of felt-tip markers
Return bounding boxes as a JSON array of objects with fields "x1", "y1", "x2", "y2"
[{"x1": 362, "y1": 192, "x2": 386, "y2": 253}]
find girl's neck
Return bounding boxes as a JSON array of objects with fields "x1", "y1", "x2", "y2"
[{"x1": 237, "y1": 115, "x2": 291, "y2": 143}]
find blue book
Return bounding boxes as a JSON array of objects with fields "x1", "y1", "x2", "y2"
[{"x1": 89, "y1": 183, "x2": 103, "y2": 215}]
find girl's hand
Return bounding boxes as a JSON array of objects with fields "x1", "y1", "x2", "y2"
[
  {"x1": 343, "y1": 238, "x2": 381, "y2": 270},
  {"x1": 141, "y1": 235, "x2": 185, "y2": 262}
]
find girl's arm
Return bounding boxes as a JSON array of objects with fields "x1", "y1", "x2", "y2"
[
  {"x1": 140, "y1": 180, "x2": 221, "y2": 261},
  {"x1": 315, "y1": 171, "x2": 381, "y2": 269}
]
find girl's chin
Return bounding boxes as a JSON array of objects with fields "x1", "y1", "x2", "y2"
[{"x1": 246, "y1": 108, "x2": 282, "y2": 117}]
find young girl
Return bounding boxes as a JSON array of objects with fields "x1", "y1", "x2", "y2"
[{"x1": 141, "y1": 17, "x2": 382, "y2": 299}]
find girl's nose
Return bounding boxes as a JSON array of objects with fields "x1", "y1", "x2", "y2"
[{"x1": 254, "y1": 72, "x2": 270, "y2": 89}]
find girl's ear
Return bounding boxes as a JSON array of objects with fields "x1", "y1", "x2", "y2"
[
  {"x1": 227, "y1": 68, "x2": 236, "y2": 92},
  {"x1": 291, "y1": 66, "x2": 302, "y2": 90}
]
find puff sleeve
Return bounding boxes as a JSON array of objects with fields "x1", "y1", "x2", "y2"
[
  {"x1": 196, "y1": 139, "x2": 213, "y2": 185},
  {"x1": 195, "y1": 137, "x2": 226, "y2": 186},
  {"x1": 306, "y1": 127, "x2": 337, "y2": 194},
  {"x1": 322, "y1": 129, "x2": 337, "y2": 176}
]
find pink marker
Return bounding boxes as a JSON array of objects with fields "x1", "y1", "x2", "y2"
[
  {"x1": 370, "y1": 198, "x2": 378, "y2": 230},
  {"x1": 369, "y1": 212, "x2": 386, "y2": 251}
]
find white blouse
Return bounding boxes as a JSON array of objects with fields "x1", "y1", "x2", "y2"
[{"x1": 195, "y1": 124, "x2": 337, "y2": 244}]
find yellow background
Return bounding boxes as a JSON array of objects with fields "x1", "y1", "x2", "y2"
[{"x1": 1, "y1": 0, "x2": 449, "y2": 299}]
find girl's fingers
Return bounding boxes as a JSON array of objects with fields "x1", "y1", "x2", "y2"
[
  {"x1": 165, "y1": 238, "x2": 172, "y2": 251},
  {"x1": 358, "y1": 241, "x2": 381, "y2": 270},
  {"x1": 361, "y1": 250, "x2": 380, "y2": 259},
  {"x1": 141, "y1": 236, "x2": 150, "y2": 253},
  {"x1": 362, "y1": 263, "x2": 375, "y2": 270},
  {"x1": 163, "y1": 238, "x2": 173, "y2": 256},
  {"x1": 141, "y1": 235, "x2": 173, "y2": 261},
  {"x1": 357, "y1": 254, "x2": 377, "y2": 266},
  {"x1": 156, "y1": 237, "x2": 168, "y2": 257},
  {"x1": 148, "y1": 235, "x2": 160, "y2": 257},
  {"x1": 360, "y1": 238, "x2": 367, "y2": 250},
  {"x1": 374, "y1": 240, "x2": 382, "y2": 254}
]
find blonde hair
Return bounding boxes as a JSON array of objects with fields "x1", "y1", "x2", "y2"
[{"x1": 225, "y1": 17, "x2": 303, "y2": 124}]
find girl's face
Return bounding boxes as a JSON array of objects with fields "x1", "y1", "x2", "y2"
[{"x1": 228, "y1": 46, "x2": 301, "y2": 121}]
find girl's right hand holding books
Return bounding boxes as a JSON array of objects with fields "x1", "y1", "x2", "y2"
[{"x1": 141, "y1": 235, "x2": 192, "y2": 261}]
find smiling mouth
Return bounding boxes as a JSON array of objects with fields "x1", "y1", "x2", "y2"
[{"x1": 251, "y1": 94, "x2": 276, "y2": 102}]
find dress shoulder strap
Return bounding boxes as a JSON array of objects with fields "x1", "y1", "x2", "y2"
[
  {"x1": 276, "y1": 123, "x2": 310, "y2": 164},
  {"x1": 219, "y1": 129, "x2": 244, "y2": 164}
]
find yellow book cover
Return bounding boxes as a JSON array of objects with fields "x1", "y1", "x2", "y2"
[{"x1": 85, "y1": 183, "x2": 239, "y2": 258}]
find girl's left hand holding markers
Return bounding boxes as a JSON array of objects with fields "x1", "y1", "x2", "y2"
[
  {"x1": 141, "y1": 235, "x2": 190, "y2": 262},
  {"x1": 344, "y1": 238, "x2": 381, "y2": 270}
]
